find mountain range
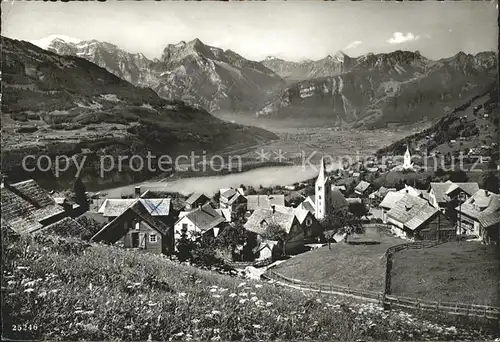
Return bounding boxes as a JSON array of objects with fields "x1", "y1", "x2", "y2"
[
  {"x1": 46, "y1": 37, "x2": 284, "y2": 114},
  {"x1": 1, "y1": 36, "x2": 277, "y2": 181},
  {"x1": 24, "y1": 35, "x2": 500, "y2": 129},
  {"x1": 258, "y1": 50, "x2": 497, "y2": 128}
]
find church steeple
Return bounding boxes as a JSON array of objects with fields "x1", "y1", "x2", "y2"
[
  {"x1": 315, "y1": 157, "x2": 331, "y2": 220},
  {"x1": 403, "y1": 144, "x2": 412, "y2": 169}
]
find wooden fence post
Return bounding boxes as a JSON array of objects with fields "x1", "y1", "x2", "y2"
[{"x1": 384, "y1": 252, "x2": 393, "y2": 296}]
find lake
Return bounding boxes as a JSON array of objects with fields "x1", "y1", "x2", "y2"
[{"x1": 102, "y1": 163, "x2": 340, "y2": 198}]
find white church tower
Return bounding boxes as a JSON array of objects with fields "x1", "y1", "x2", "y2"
[
  {"x1": 403, "y1": 144, "x2": 412, "y2": 170},
  {"x1": 315, "y1": 157, "x2": 331, "y2": 220}
]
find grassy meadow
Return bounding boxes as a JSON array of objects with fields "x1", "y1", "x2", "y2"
[{"x1": 3, "y1": 234, "x2": 498, "y2": 341}]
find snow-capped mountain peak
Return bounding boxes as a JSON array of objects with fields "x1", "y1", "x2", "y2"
[{"x1": 30, "y1": 34, "x2": 83, "y2": 50}]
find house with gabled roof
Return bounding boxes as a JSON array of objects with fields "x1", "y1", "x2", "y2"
[
  {"x1": 274, "y1": 205, "x2": 324, "y2": 243},
  {"x1": 91, "y1": 200, "x2": 174, "y2": 255},
  {"x1": 184, "y1": 193, "x2": 211, "y2": 210},
  {"x1": 297, "y1": 195, "x2": 316, "y2": 215},
  {"x1": 98, "y1": 198, "x2": 172, "y2": 221},
  {"x1": 379, "y1": 191, "x2": 405, "y2": 223},
  {"x1": 429, "y1": 181, "x2": 479, "y2": 209},
  {"x1": 386, "y1": 194, "x2": 453, "y2": 240},
  {"x1": 174, "y1": 203, "x2": 226, "y2": 242},
  {"x1": 219, "y1": 188, "x2": 247, "y2": 213},
  {"x1": 455, "y1": 190, "x2": 500, "y2": 243},
  {"x1": 354, "y1": 181, "x2": 371, "y2": 197},
  {"x1": 244, "y1": 206, "x2": 304, "y2": 255},
  {"x1": 1, "y1": 179, "x2": 67, "y2": 235}
]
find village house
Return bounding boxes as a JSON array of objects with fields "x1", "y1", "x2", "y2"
[
  {"x1": 184, "y1": 193, "x2": 211, "y2": 210},
  {"x1": 98, "y1": 197, "x2": 173, "y2": 225},
  {"x1": 1, "y1": 179, "x2": 68, "y2": 235},
  {"x1": 297, "y1": 195, "x2": 316, "y2": 216},
  {"x1": 50, "y1": 192, "x2": 85, "y2": 217},
  {"x1": 379, "y1": 191, "x2": 405, "y2": 223},
  {"x1": 244, "y1": 206, "x2": 304, "y2": 255},
  {"x1": 429, "y1": 181, "x2": 479, "y2": 209},
  {"x1": 368, "y1": 186, "x2": 395, "y2": 201},
  {"x1": 274, "y1": 205, "x2": 324, "y2": 243},
  {"x1": 174, "y1": 203, "x2": 226, "y2": 242},
  {"x1": 91, "y1": 200, "x2": 174, "y2": 255},
  {"x1": 455, "y1": 190, "x2": 500, "y2": 243},
  {"x1": 245, "y1": 194, "x2": 287, "y2": 212},
  {"x1": 386, "y1": 194, "x2": 453, "y2": 240},
  {"x1": 354, "y1": 181, "x2": 372, "y2": 197},
  {"x1": 219, "y1": 188, "x2": 247, "y2": 213}
]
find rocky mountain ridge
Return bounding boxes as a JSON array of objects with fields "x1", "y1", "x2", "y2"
[
  {"x1": 257, "y1": 50, "x2": 497, "y2": 128},
  {"x1": 46, "y1": 37, "x2": 284, "y2": 113}
]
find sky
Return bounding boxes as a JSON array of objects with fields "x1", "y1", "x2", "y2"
[{"x1": 1, "y1": 1, "x2": 498, "y2": 62}]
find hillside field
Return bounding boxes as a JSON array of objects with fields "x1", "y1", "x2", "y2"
[{"x1": 2, "y1": 234, "x2": 498, "y2": 341}]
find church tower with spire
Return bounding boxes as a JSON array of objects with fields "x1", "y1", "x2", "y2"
[
  {"x1": 315, "y1": 157, "x2": 332, "y2": 220},
  {"x1": 403, "y1": 144, "x2": 412, "y2": 169}
]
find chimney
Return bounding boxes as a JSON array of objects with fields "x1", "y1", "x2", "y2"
[{"x1": 134, "y1": 186, "x2": 141, "y2": 198}]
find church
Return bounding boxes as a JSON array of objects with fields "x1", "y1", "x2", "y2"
[
  {"x1": 390, "y1": 144, "x2": 415, "y2": 172},
  {"x1": 315, "y1": 157, "x2": 332, "y2": 220}
]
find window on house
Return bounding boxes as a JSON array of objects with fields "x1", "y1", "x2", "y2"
[
  {"x1": 135, "y1": 222, "x2": 140, "y2": 230},
  {"x1": 306, "y1": 218, "x2": 312, "y2": 226},
  {"x1": 182, "y1": 223, "x2": 188, "y2": 232},
  {"x1": 149, "y1": 234, "x2": 157, "y2": 243}
]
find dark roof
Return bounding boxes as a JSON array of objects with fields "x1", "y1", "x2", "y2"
[
  {"x1": 1, "y1": 181, "x2": 65, "y2": 235},
  {"x1": 185, "y1": 193, "x2": 210, "y2": 206},
  {"x1": 8, "y1": 179, "x2": 55, "y2": 207},
  {"x1": 331, "y1": 190, "x2": 349, "y2": 210},
  {"x1": 91, "y1": 200, "x2": 171, "y2": 243},
  {"x1": 429, "y1": 181, "x2": 454, "y2": 203},
  {"x1": 446, "y1": 182, "x2": 480, "y2": 197},
  {"x1": 183, "y1": 203, "x2": 225, "y2": 232}
]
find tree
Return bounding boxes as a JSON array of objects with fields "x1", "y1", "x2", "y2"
[
  {"x1": 262, "y1": 224, "x2": 288, "y2": 257},
  {"x1": 216, "y1": 223, "x2": 248, "y2": 250},
  {"x1": 212, "y1": 191, "x2": 221, "y2": 207},
  {"x1": 448, "y1": 170, "x2": 468, "y2": 183},
  {"x1": 482, "y1": 172, "x2": 500, "y2": 194},
  {"x1": 176, "y1": 229, "x2": 194, "y2": 262},
  {"x1": 348, "y1": 202, "x2": 369, "y2": 220},
  {"x1": 73, "y1": 178, "x2": 89, "y2": 210},
  {"x1": 321, "y1": 209, "x2": 364, "y2": 245}
]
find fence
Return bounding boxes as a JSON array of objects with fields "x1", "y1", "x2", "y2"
[
  {"x1": 264, "y1": 269, "x2": 500, "y2": 320},
  {"x1": 223, "y1": 257, "x2": 273, "y2": 269},
  {"x1": 384, "y1": 239, "x2": 450, "y2": 258}
]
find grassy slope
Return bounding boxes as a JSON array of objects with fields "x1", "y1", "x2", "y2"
[
  {"x1": 3, "y1": 235, "x2": 497, "y2": 341},
  {"x1": 391, "y1": 241, "x2": 499, "y2": 306},
  {"x1": 272, "y1": 227, "x2": 405, "y2": 292}
]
